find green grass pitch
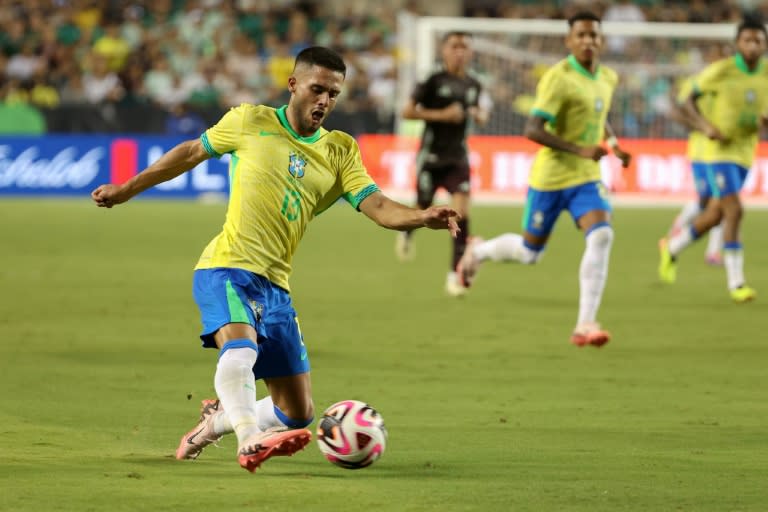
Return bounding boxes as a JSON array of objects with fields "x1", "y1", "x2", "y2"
[{"x1": 1, "y1": 198, "x2": 766, "y2": 511}]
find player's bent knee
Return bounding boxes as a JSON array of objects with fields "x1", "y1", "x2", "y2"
[
  {"x1": 275, "y1": 404, "x2": 314, "y2": 429},
  {"x1": 585, "y1": 223, "x2": 614, "y2": 248}
]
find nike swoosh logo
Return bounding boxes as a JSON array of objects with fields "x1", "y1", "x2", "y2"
[
  {"x1": 186, "y1": 426, "x2": 205, "y2": 445},
  {"x1": 259, "y1": 130, "x2": 280, "y2": 136},
  {"x1": 300, "y1": 351, "x2": 308, "y2": 360}
]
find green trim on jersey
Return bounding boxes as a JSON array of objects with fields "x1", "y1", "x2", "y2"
[
  {"x1": 344, "y1": 183, "x2": 380, "y2": 209},
  {"x1": 276, "y1": 105, "x2": 322, "y2": 143},
  {"x1": 229, "y1": 151, "x2": 239, "y2": 195},
  {"x1": 225, "y1": 279, "x2": 250, "y2": 324},
  {"x1": 530, "y1": 108, "x2": 555, "y2": 123},
  {"x1": 734, "y1": 53, "x2": 764, "y2": 75},
  {"x1": 200, "y1": 132, "x2": 221, "y2": 158},
  {"x1": 567, "y1": 54, "x2": 600, "y2": 80}
]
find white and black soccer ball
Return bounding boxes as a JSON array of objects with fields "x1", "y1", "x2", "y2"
[{"x1": 316, "y1": 400, "x2": 387, "y2": 469}]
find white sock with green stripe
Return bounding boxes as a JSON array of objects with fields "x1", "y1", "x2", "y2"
[{"x1": 214, "y1": 340, "x2": 261, "y2": 445}]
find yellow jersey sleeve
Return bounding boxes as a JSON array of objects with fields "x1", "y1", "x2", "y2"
[
  {"x1": 530, "y1": 69, "x2": 565, "y2": 123},
  {"x1": 200, "y1": 104, "x2": 246, "y2": 157},
  {"x1": 676, "y1": 77, "x2": 694, "y2": 104},
  {"x1": 693, "y1": 61, "x2": 727, "y2": 97},
  {"x1": 338, "y1": 138, "x2": 379, "y2": 209}
]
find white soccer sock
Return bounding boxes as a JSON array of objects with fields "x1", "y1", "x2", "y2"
[
  {"x1": 213, "y1": 396, "x2": 286, "y2": 435},
  {"x1": 214, "y1": 345, "x2": 261, "y2": 444},
  {"x1": 673, "y1": 201, "x2": 701, "y2": 231},
  {"x1": 706, "y1": 222, "x2": 724, "y2": 256},
  {"x1": 473, "y1": 233, "x2": 541, "y2": 264},
  {"x1": 577, "y1": 226, "x2": 613, "y2": 326},
  {"x1": 724, "y1": 247, "x2": 745, "y2": 290},
  {"x1": 668, "y1": 225, "x2": 696, "y2": 257}
]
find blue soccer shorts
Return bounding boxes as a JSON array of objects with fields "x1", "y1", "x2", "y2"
[
  {"x1": 192, "y1": 268, "x2": 310, "y2": 379},
  {"x1": 693, "y1": 162, "x2": 749, "y2": 200},
  {"x1": 522, "y1": 181, "x2": 612, "y2": 237}
]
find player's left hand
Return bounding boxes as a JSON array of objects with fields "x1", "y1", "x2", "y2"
[
  {"x1": 613, "y1": 147, "x2": 632, "y2": 168},
  {"x1": 422, "y1": 206, "x2": 461, "y2": 238}
]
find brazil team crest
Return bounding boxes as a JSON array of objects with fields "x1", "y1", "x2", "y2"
[{"x1": 289, "y1": 152, "x2": 306, "y2": 178}]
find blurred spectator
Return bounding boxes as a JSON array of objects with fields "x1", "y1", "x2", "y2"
[
  {"x1": 82, "y1": 53, "x2": 123, "y2": 104},
  {"x1": 6, "y1": 41, "x2": 42, "y2": 81},
  {"x1": 92, "y1": 20, "x2": 131, "y2": 72},
  {"x1": 29, "y1": 68, "x2": 60, "y2": 108}
]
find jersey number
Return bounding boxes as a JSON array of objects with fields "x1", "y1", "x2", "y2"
[{"x1": 281, "y1": 188, "x2": 301, "y2": 221}]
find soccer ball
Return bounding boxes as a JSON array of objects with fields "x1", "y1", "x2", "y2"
[{"x1": 316, "y1": 400, "x2": 387, "y2": 469}]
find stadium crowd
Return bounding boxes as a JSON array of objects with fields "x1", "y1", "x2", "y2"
[{"x1": 0, "y1": 0, "x2": 764, "y2": 135}]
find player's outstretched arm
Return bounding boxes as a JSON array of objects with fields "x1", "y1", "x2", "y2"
[
  {"x1": 358, "y1": 191, "x2": 461, "y2": 238},
  {"x1": 92, "y1": 139, "x2": 210, "y2": 208},
  {"x1": 524, "y1": 115, "x2": 607, "y2": 162}
]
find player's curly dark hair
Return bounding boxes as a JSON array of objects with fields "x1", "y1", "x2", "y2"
[
  {"x1": 737, "y1": 14, "x2": 768, "y2": 39},
  {"x1": 294, "y1": 46, "x2": 346, "y2": 77},
  {"x1": 568, "y1": 11, "x2": 601, "y2": 27}
]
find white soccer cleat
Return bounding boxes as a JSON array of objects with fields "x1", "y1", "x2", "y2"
[
  {"x1": 395, "y1": 232, "x2": 415, "y2": 262},
  {"x1": 444, "y1": 271, "x2": 467, "y2": 297}
]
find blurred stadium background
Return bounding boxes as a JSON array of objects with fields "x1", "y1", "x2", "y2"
[{"x1": 2, "y1": 0, "x2": 768, "y2": 203}]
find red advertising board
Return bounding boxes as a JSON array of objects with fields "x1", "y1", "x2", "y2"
[{"x1": 357, "y1": 135, "x2": 768, "y2": 204}]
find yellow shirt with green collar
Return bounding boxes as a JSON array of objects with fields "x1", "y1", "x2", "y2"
[
  {"x1": 195, "y1": 104, "x2": 379, "y2": 291},
  {"x1": 694, "y1": 53, "x2": 768, "y2": 168},
  {"x1": 528, "y1": 55, "x2": 619, "y2": 190}
]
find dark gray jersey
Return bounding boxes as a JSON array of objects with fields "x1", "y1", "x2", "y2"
[{"x1": 411, "y1": 71, "x2": 482, "y2": 165}]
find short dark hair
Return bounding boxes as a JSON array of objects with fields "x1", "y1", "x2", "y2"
[
  {"x1": 736, "y1": 15, "x2": 768, "y2": 39},
  {"x1": 442, "y1": 31, "x2": 472, "y2": 43},
  {"x1": 294, "y1": 46, "x2": 346, "y2": 77},
  {"x1": 568, "y1": 11, "x2": 601, "y2": 27}
]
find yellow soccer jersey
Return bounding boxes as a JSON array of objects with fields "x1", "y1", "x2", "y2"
[
  {"x1": 676, "y1": 77, "x2": 710, "y2": 162},
  {"x1": 528, "y1": 55, "x2": 618, "y2": 190},
  {"x1": 195, "y1": 104, "x2": 379, "y2": 291},
  {"x1": 694, "y1": 54, "x2": 768, "y2": 168}
]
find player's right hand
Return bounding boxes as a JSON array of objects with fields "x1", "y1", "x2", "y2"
[
  {"x1": 443, "y1": 102, "x2": 466, "y2": 124},
  {"x1": 91, "y1": 184, "x2": 128, "y2": 208},
  {"x1": 704, "y1": 125, "x2": 728, "y2": 143},
  {"x1": 579, "y1": 145, "x2": 608, "y2": 162}
]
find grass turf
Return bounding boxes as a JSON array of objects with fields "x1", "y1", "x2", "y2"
[{"x1": 1, "y1": 199, "x2": 766, "y2": 511}]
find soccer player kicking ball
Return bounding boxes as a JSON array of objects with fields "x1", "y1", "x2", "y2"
[
  {"x1": 92, "y1": 47, "x2": 460, "y2": 472},
  {"x1": 456, "y1": 12, "x2": 631, "y2": 347},
  {"x1": 658, "y1": 16, "x2": 768, "y2": 303}
]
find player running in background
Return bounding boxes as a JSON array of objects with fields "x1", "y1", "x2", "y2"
[
  {"x1": 92, "y1": 47, "x2": 460, "y2": 472},
  {"x1": 456, "y1": 12, "x2": 631, "y2": 347},
  {"x1": 666, "y1": 76, "x2": 724, "y2": 266},
  {"x1": 658, "y1": 17, "x2": 768, "y2": 303},
  {"x1": 395, "y1": 31, "x2": 489, "y2": 297}
]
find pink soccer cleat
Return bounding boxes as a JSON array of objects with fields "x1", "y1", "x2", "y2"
[
  {"x1": 175, "y1": 399, "x2": 224, "y2": 460},
  {"x1": 705, "y1": 252, "x2": 723, "y2": 266},
  {"x1": 570, "y1": 322, "x2": 611, "y2": 348},
  {"x1": 237, "y1": 429, "x2": 312, "y2": 472}
]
